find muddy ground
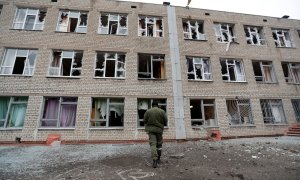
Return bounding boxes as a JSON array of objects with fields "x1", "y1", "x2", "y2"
[{"x1": 0, "y1": 136, "x2": 299, "y2": 180}]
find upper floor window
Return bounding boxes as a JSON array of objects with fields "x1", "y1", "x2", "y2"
[
  {"x1": 95, "y1": 52, "x2": 125, "y2": 78},
  {"x1": 220, "y1": 59, "x2": 245, "y2": 82},
  {"x1": 137, "y1": 99, "x2": 167, "y2": 127},
  {"x1": 138, "y1": 54, "x2": 165, "y2": 79},
  {"x1": 190, "y1": 99, "x2": 216, "y2": 127},
  {"x1": 244, "y1": 26, "x2": 265, "y2": 45},
  {"x1": 0, "y1": 48, "x2": 38, "y2": 76},
  {"x1": 260, "y1": 99, "x2": 286, "y2": 124},
  {"x1": 0, "y1": 5, "x2": 3, "y2": 14},
  {"x1": 226, "y1": 99, "x2": 253, "y2": 125},
  {"x1": 282, "y1": 62, "x2": 300, "y2": 84},
  {"x1": 56, "y1": 10, "x2": 88, "y2": 33},
  {"x1": 138, "y1": 16, "x2": 163, "y2": 37},
  {"x1": 272, "y1": 29, "x2": 293, "y2": 48},
  {"x1": 213, "y1": 23, "x2": 237, "y2": 43},
  {"x1": 13, "y1": 8, "x2": 46, "y2": 30},
  {"x1": 0, "y1": 96, "x2": 28, "y2": 129},
  {"x1": 186, "y1": 56, "x2": 212, "y2": 81},
  {"x1": 182, "y1": 19, "x2": 206, "y2": 40},
  {"x1": 90, "y1": 97, "x2": 124, "y2": 128},
  {"x1": 48, "y1": 50, "x2": 83, "y2": 77},
  {"x1": 40, "y1": 97, "x2": 77, "y2": 128},
  {"x1": 98, "y1": 13, "x2": 127, "y2": 35},
  {"x1": 252, "y1": 61, "x2": 277, "y2": 83}
]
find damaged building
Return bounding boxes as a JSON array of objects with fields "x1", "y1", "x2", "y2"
[{"x1": 0, "y1": 0, "x2": 300, "y2": 143}]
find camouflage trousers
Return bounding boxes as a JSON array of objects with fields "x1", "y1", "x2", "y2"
[{"x1": 147, "y1": 132, "x2": 163, "y2": 160}]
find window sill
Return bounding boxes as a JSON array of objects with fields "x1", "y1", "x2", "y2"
[
  {"x1": 97, "y1": 33, "x2": 127, "y2": 36},
  {"x1": 275, "y1": 46, "x2": 296, "y2": 49},
  {"x1": 229, "y1": 124, "x2": 256, "y2": 127},
  {"x1": 54, "y1": 31, "x2": 87, "y2": 34},
  {"x1": 10, "y1": 29, "x2": 43, "y2": 32},
  {"x1": 256, "y1": 82, "x2": 279, "y2": 84},
  {"x1": 188, "y1": 79, "x2": 213, "y2": 82},
  {"x1": 184, "y1": 38, "x2": 208, "y2": 42},
  {"x1": 247, "y1": 44, "x2": 267, "y2": 47},
  {"x1": 138, "y1": 36, "x2": 164, "y2": 38},
  {"x1": 192, "y1": 126, "x2": 219, "y2": 129},
  {"x1": 138, "y1": 78, "x2": 167, "y2": 81},
  {"x1": 137, "y1": 127, "x2": 169, "y2": 130},
  {"x1": 0, "y1": 74, "x2": 33, "y2": 77},
  {"x1": 94, "y1": 77, "x2": 125, "y2": 80},
  {"x1": 264, "y1": 124, "x2": 288, "y2": 126},
  {"x1": 46, "y1": 76, "x2": 80, "y2": 79},
  {"x1": 0, "y1": 128, "x2": 23, "y2": 131},
  {"x1": 38, "y1": 127, "x2": 75, "y2": 130},
  {"x1": 223, "y1": 81, "x2": 247, "y2": 83},
  {"x1": 89, "y1": 127, "x2": 124, "y2": 130}
]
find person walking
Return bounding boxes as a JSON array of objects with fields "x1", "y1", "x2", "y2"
[{"x1": 144, "y1": 101, "x2": 168, "y2": 168}]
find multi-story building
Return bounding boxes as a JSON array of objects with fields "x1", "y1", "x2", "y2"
[{"x1": 0, "y1": 0, "x2": 299, "y2": 143}]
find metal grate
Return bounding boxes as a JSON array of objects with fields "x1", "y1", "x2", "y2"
[
  {"x1": 260, "y1": 99, "x2": 286, "y2": 124},
  {"x1": 292, "y1": 99, "x2": 300, "y2": 123},
  {"x1": 226, "y1": 99, "x2": 253, "y2": 125}
]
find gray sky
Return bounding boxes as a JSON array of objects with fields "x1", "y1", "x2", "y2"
[{"x1": 118, "y1": 0, "x2": 300, "y2": 20}]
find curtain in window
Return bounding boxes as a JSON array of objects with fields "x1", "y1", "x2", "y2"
[
  {"x1": 8, "y1": 104, "x2": 27, "y2": 127},
  {"x1": 60, "y1": 104, "x2": 76, "y2": 127},
  {"x1": 96, "y1": 99, "x2": 107, "y2": 118},
  {"x1": 263, "y1": 66, "x2": 272, "y2": 82},
  {"x1": 43, "y1": 99, "x2": 59, "y2": 119},
  {"x1": 0, "y1": 97, "x2": 10, "y2": 127}
]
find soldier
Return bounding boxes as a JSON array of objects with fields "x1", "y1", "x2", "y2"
[{"x1": 144, "y1": 101, "x2": 168, "y2": 168}]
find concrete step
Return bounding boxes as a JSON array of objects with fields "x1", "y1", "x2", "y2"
[
  {"x1": 287, "y1": 131, "x2": 300, "y2": 134},
  {"x1": 286, "y1": 133, "x2": 300, "y2": 137}
]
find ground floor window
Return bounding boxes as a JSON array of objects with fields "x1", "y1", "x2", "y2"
[
  {"x1": 291, "y1": 99, "x2": 300, "y2": 123},
  {"x1": 190, "y1": 99, "x2": 216, "y2": 127},
  {"x1": 90, "y1": 98, "x2": 124, "y2": 128},
  {"x1": 260, "y1": 99, "x2": 286, "y2": 124},
  {"x1": 137, "y1": 98, "x2": 167, "y2": 127},
  {"x1": 226, "y1": 99, "x2": 253, "y2": 125},
  {"x1": 41, "y1": 97, "x2": 77, "y2": 128},
  {"x1": 0, "y1": 96, "x2": 28, "y2": 128}
]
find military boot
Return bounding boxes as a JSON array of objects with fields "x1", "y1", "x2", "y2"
[
  {"x1": 152, "y1": 159, "x2": 158, "y2": 168},
  {"x1": 157, "y1": 149, "x2": 162, "y2": 164}
]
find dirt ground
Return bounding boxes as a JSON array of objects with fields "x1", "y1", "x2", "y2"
[{"x1": 0, "y1": 136, "x2": 299, "y2": 180}]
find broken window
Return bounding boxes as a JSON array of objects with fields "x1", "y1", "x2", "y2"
[
  {"x1": 138, "y1": 54, "x2": 165, "y2": 79},
  {"x1": 244, "y1": 26, "x2": 265, "y2": 45},
  {"x1": 56, "y1": 10, "x2": 88, "y2": 33},
  {"x1": 298, "y1": 30, "x2": 300, "y2": 38},
  {"x1": 291, "y1": 99, "x2": 300, "y2": 123},
  {"x1": 0, "y1": 96, "x2": 28, "y2": 129},
  {"x1": 272, "y1": 29, "x2": 293, "y2": 48},
  {"x1": 182, "y1": 19, "x2": 206, "y2": 40},
  {"x1": 90, "y1": 98, "x2": 124, "y2": 128},
  {"x1": 0, "y1": 48, "x2": 38, "y2": 76},
  {"x1": 260, "y1": 99, "x2": 286, "y2": 124},
  {"x1": 214, "y1": 23, "x2": 237, "y2": 43},
  {"x1": 0, "y1": 5, "x2": 3, "y2": 14},
  {"x1": 226, "y1": 99, "x2": 253, "y2": 125},
  {"x1": 98, "y1": 13, "x2": 128, "y2": 35},
  {"x1": 48, "y1": 50, "x2": 83, "y2": 77},
  {"x1": 41, "y1": 97, "x2": 77, "y2": 128},
  {"x1": 252, "y1": 61, "x2": 277, "y2": 83},
  {"x1": 95, "y1": 52, "x2": 126, "y2": 78},
  {"x1": 13, "y1": 8, "x2": 46, "y2": 30},
  {"x1": 138, "y1": 16, "x2": 163, "y2": 37},
  {"x1": 190, "y1": 99, "x2": 216, "y2": 127},
  {"x1": 186, "y1": 56, "x2": 212, "y2": 81},
  {"x1": 137, "y1": 99, "x2": 167, "y2": 127},
  {"x1": 281, "y1": 62, "x2": 300, "y2": 84},
  {"x1": 220, "y1": 59, "x2": 245, "y2": 82}
]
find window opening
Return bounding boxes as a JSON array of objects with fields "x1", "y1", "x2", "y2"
[
  {"x1": 0, "y1": 5, "x2": 3, "y2": 14},
  {"x1": 226, "y1": 99, "x2": 253, "y2": 125},
  {"x1": 260, "y1": 99, "x2": 286, "y2": 124},
  {"x1": 137, "y1": 99, "x2": 167, "y2": 127},
  {"x1": 138, "y1": 54, "x2": 165, "y2": 79},
  {"x1": 0, "y1": 96, "x2": 28, "y2": 128},
  {"x1": 190, "y1": 99, "x2": 216, "y2": 127},
  {"x1": 56, "y1": 10, "x2": 88, "y2": 33},
  {"x1": 252, "y1": 61, "x2": 276, "y2": 83},
  {"x1": 183, "y1": 20, "x2": 206, "y2": 40},
  {"x1": 138, "y1": 16, "x2": 163, "y2": 37},
  {"x1": 0, "y1": 48, "x2": 38, "y2": 76},
  {"x1": 292, "y1": 99, "x2": 300, "y2": 123},
  {"x1": 90, "y1": 98, "x2": 124, "y2": 128},
  {"x1": 214, "y1": 23, "x2": 237, "y2": 43},
  {"x1": 220, "y1": 59, "x2": 245, "y2": 82},
  {"x1": 48, "y1": 50, "x2": 83, "y2": 77},
  {"x1": 98, "y1": 13, "x2": 128, "y2": 35},
  {"x1": 282, "y1": 62, "x2": 300, "y2": 84},
  {"x1": 13, "y1": 8, "x2": 46, "y2": 30},
  {"x1": 186, "y1": 57, "x2": 212, "y2": 80},
  {"x1": 272, "y1": 29, "x2": 293, "y2": 47},
  {"x1": 95, "y1": 52, "x2": 125, "y2": 78},
  {"x1": 244, "y1": 26, "x2": 265, "y2": 45}
]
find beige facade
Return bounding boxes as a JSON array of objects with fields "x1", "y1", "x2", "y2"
[{"x1": 0, "y1": 0, "x2": 299, "y2": 142}]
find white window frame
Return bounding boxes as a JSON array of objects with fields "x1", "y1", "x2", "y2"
[
  {"x1": 226, "y1": 99, "x2": 253, "y2": 125},
  {"x1": 138, "y1": 16, "x2": 163, "y2": 37},
  {"x1": 220, "y1": 59, "x2": 246, "y2": 82},
  {"x1": 137, "y1": 98, "x2": 167, "y2": 128},
  {"x1": 190, "y1": 99, "x2": 217, "y2": 127},
  {"x1": 282, "y1": 62, "x2": 300, "y2": 84},
  {"x1": 90, "y1": 98, "x2": 125, "y2": 128},
  {"x1": 187, "y1": 57, "x2": 212, "y2": 81},
  {"x1": 12, "y1": 8, "x2": 46, "y2": 30},
  {"x1": 0, "y1": 48, "x2": 38, "y2": 76},
  {"x1": 0, "y1": 97, "x2": 28, "y2": 129},
  {"x1": 252, "y1": 61, "x2": 277, "y2": 83},
  {"x1": 98, "y1": 13, "x2": 128, "y2": 35},
  {"x1": 291, "y1": 99, "x2": 300, "y2": 123},
  {"x1": 214, "y1": 23, "x2": 237, "y2": 43},
  {"x1": 94, "y1": 52, "x2": 126, "y2": 79},
  {"x1": 244, "y1": 26, "x2": 265, "y2": 45},
  {"x1": 56, "y1": 10, "x2": 88, "y2": 33},
  {"x1": 138, "y1": 54, "x2": 165, "y2": 79},
  {"x1": 272, "y1": 29, "x2": 293, "y2": 48},
  {"x1": 48, "y1": 50, "x2": 83, "y2": 77},
  {"x1": 260, "y1": 99, "x2": 287, "y2": 124},
  {"x1": 183, "y1": 20, "x2": 206, "y2": 40}
]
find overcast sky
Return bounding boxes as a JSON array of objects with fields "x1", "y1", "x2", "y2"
[{"x1": 118, "y1": 0, "x2": 300, "y2": 20}]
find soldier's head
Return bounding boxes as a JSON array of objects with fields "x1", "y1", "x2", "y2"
[{"x1": 152, "y1": 101, "x2": 158, "y2": 107}]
